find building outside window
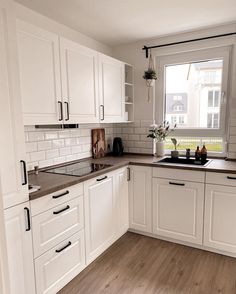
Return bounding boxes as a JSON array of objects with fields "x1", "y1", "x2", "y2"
[{"x1": 156, "y1": 47, "x2": 230, "y2": 155}]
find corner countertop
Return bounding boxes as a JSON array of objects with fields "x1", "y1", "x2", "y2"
[{"x1": 28, "y1": 154, "x2": 236, "y2": 200}]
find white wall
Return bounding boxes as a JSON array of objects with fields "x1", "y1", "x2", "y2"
[
  {"x1": 14, "y1": 2, "x2": 112, "y2": 55},
  {"x1": 113, "y1": 23, "x2": 236, "y2": 158}
]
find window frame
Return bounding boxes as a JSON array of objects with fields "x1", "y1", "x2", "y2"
[{"x1": 155, "y1": 47, "x2": 230, "y2": 140}]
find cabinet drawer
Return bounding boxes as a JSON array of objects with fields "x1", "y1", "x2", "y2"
[
  {"x1": 153, "y1": 167, "x2": 205, "y2": 183},
  {"x1": 32, "y1": 197, "x2": 84, "y2": 257},
  {"x1": 30, "y1": 183, "x2": 83, "y2": 216},
  {"x1": 34, "y1": 231, "x2": 85, "y2": 294},
  {"x1": 206, "y1": 172, "x2": 236, "y2": 186}
]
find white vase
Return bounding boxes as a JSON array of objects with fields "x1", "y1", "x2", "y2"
[{"x1": 155, "y1": 141, "x2": 165, "y2": 157}]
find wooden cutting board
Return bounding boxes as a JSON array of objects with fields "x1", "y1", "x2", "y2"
[{"x1": 92, "y1": 128, "x2": 106, "y2": 159}]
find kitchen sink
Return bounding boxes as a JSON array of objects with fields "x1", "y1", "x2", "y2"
[{"x1": 157, "y1": 157, "x2": 210, "y2": 166}]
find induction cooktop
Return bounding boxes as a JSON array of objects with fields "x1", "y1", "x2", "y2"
[{"x1": 43, "y1": 161, "x2": 112, "y2": 177}]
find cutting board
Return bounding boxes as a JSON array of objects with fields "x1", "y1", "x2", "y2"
[{"x1": 92, "y1": 128, "x2": 106, "y2": 159}]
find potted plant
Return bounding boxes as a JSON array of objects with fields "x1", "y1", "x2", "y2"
[
  {"x1": 143, "y1": 69, "x2": 157, "y2": 87},
  {"x1": 171, "y1": 138, "x2": 179, "y2": 158},
  {"x1": 143, "y1": 53, "x2": 157, "y2": 102},
  {"x1": 147, "y1": 121, "x2": 176, "y2": 157}
]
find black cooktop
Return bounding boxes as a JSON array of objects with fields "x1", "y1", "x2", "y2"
[{"x1": 44, "y1": 161, "x2": 112, "y2": 177}]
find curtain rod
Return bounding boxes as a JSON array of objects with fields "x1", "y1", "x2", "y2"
[{"x1": 142, "y1": 32, "x2": 236, "y2": 58}]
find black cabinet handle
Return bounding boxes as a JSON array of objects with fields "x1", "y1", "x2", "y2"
[
  {"x1": 55, "y1": 241, "x2": 72, "y2": 253},
  {"x1": 169, "y1": 181, "x2": 185, "y2": 186},
  {"x1": 227, "y1": 176, "x2": 236, "y2": 180},
  {"x1": 64, "y1": 102, "x2": 69, "y2": 121},
  {"x1": 52, "y1": 190, "x2": 69, "y2": 199},
  {"x1": 20, "y1": 160, "x2": 27, "y2": 185},
  {"x1": 97, "y1": 176, "x2": 108, "y2": 182},
  {"x1": 58, "y1": 101, "x2": 63, "y2": 121},
  {"x1": 24, "y1": 207, "x2": 31, "y2": 231},
  {"x1": 100, "y1": 105, "x2": 104, "y2": 121},
  {"x1": 53, "y1": 205, "x2": 70, "y2": 215},
  {"x1": 127, "y1": 167, "x2": 131, "y2": 181}
]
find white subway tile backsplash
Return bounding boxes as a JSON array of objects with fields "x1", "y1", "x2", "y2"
[
  {"x1": 44, "y1": 132, "x2": 58, "y2": 140},
  {"x1": 38, "y1": 141, "x2": 52, "y2": 151},
  {"x1": 26, "y1": 142, "x2": 37, "y2": 153},
  {"x1": 30, "y1": 151, "x2": 45, "y2": 162},
  {"x1": 59, "y1": 147, "x2": 71, "y2": 156},
  {"x1": 28, "y1": 132, "x2": 44, "y2": 142},
  {"x1": 46, "y1": 149, "x2": 59, "y2": 159},
  {"x1": 134, "y1": 127, "x2": 146, "y2": 134},
  {"x1": 52, "y1": 139, "x2": 65, "y2": 148}
]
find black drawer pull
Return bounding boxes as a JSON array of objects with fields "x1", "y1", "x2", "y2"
[
  {"x1": 24, "y1": 207, "x2": 31, "y2": 231},
  {"x1": 169, "y1": 181, "x2": 185, "y2": 186},
  {"x1": 20, "y1": 160, "x2": 27, "y2": 185},
  {"x1": 52, "y1": 190, "x2": 69, "y2": 199},
  {"x1": 97, "y1": 176, "x2": 108, "y2": 182},
  {"x1": 227, "y1": 176, "x2": 236, "y2": 180},
  {"x1": 55, "y1": 241, "x2": 71, "y2": 253},
  {"x1": 64, "y1": 102, "x2": 69, "y2": 121},
  {"x1": 58, "y1": 101, "x2": 63, "y2": 121},
  {"x1": 53, "y1": 205, "x2": 70, "y2": 215}
]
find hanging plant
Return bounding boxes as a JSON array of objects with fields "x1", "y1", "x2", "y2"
[{"x1": 143, "y1": 52, "x2": 157, "y2": 102}]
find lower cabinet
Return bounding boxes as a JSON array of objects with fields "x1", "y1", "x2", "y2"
[
  {"x1": 114, "y1": 167, "x2": 129, "y2": 238},
  {"x1": 84, "y1": 173, "x2": 116, "y2": 264},
  {"x1": 204, "y1": 184, "x2": 236, "y2": 254},
  {"x1": 4, "y1": 202, "x2": 36, "y2": 294},
  {"x1": 34, "y1": 231, "x2": 85, "y2": 294},
  {"x1": 129, "y1": 166, "x2": 152, "y2": 233},
  {"x1": 152, "y1": 178, "x2": 204, "y2": 245}
]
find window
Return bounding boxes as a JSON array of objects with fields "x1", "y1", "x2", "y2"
[
  {"x1": 208, "y1": 90, "x2": 220, "y2": 108},
  {"x1": 207, "y1": 113, "x2": 219, "y2": 128},
  {"x1": 165, "y1": 59, "x2": 223, "y2": 129},
  {"x1": 156, "y1": 47, "x2": 230, "y2": 154},
  {"x1": 173, "y1": 104, "x2": 183, "y2": 112}
]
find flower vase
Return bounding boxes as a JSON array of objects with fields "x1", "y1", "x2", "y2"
[{"x1": 155, "y1": 141, "x2": 165, "y2": 157}]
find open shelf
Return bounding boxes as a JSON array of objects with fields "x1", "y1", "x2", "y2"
[{"x1": 124, "y1": 63, "x2": 134, "y2": 122}]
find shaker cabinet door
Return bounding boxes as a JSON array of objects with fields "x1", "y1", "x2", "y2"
[
  {"x1": 60, "y1": 38, "x2": 99, "y2": 123},
  {"x1": 129, "y1": 166, "x2": 152, "y2": 233},
  {"x1": 17, "y1": 20, "x2": 62, "y2": 125},
  {"x1": 204, "y1": 184, "x2": 236, "y2": 254},
  {"x1": 99, "y1": 53, "x2": 125, "y2": 122},
  {"x1": 152, "y1": 178, "x2": 204, "y2": 245},
  {"x1": 4, "y1": 203, "x2": 35, "y2": 294}
]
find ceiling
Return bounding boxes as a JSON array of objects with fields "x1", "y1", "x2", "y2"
[{"x1": 15, "y1": 0, "x2": 236, "y2": 46}]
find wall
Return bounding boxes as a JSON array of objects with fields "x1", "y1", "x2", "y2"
[
  {"x1": 14, "y1": 3, "x2": 112, "y2": 55},
  {"x1": 25, "y1": 124, "x2": 114, "y2": 171},
  {"x1": 113, "y1": 22, "x2": 236, "y2": 158}
]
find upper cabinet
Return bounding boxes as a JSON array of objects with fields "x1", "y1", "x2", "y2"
[
  {"x1": 60, "y1": 38, "x2": 99, "y2": 123},
  {"x1": 98, "y1": 54, "x2": 125, "y2": 122},
  {"x1": 16, "y1": 21, "x2": 129, "y2": 125},
  {"x1": 17, "y1": 20, "x2": 62, "y2": 125}
]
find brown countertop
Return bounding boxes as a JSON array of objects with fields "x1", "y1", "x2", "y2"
[{"x1": 29, "y1": 154, "x2": 236, "y2": 200}]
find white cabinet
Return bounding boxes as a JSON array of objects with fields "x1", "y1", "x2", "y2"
[
  {"x1": 32, "y1": 196, "x2": 84, "y2": 258},
  {"x1": 84, "y1": 172, "x2": 115, "y2": 264},
  {"x1": 16, "y1": 21, "x2": 128, "y2": 125},
  {"x1": 114, "y1": 167, "x2": 129, "y2": 238},
  {"x1": 60, "y1": 38, "x2": 99, "y2": 123},
  {"x1": 204, "y1": 184, "x2": 236, "y2": 254},
  {"x1": 0, "y1": 4, "x2": 28, "y2": 209},
  {"x1": 17, "y1": 20, "x2": 62, "y2": 125},
  {"x1": 4, "y1": 202, "x2": 35, "y2": 294},
  {"x1": 35, "y1": 231, "x2": 85, "y2": 294},
  {"x1": 98, "y1": 53, "x2": 125, "y2": 122},
  {"x1": 152, "y1": 178, "x2": 204, "y2": 245},
  {"x1": 129, "y1": 166, "x2": 152, "y2": 233}
]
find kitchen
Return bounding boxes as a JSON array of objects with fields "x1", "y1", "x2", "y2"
[{"x1": 0, "y1": 0, "x2": 236, "y2": 293}]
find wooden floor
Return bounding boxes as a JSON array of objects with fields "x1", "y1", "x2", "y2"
[{"x1": 59, "y1": 232, "x2": 236, "y2": 294}]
